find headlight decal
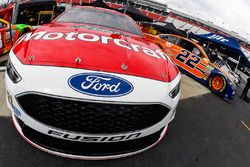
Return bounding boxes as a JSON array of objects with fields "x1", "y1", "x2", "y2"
[
  {"x1": 6, "y1": 59, "x2": 22, "y2": 83},
  {"x1": 169, "y1": 81, "x2": 181, "y2": 98}
]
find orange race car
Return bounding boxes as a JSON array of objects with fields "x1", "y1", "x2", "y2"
[
  {"x1": 0, "y1": 18, "x2": 32, "y2": 56},
  {"x1": 145, "y1": 33, "x2": 237, "y2": 102}
]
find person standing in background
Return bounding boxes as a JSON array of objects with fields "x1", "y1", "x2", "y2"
[
  {"x1": 210, "y1": 48, "x2": 218, "y2": 63},
  {"x1": 241, "y1": 76, "x2": 250, "y2": 101}
]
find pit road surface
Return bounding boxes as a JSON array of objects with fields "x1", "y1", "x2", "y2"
[{"x1": 0, "y1": 72, "x2": 250, "y2": 167}]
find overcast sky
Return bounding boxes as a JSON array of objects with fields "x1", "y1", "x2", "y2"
[
  {"x1": 152, "y1": 0, "x2": 250, "y2": 41},
  {"x1": 1, "y1": 0, "x2": 250, "y2": 40},
  {"x1": 0, "y1": 0, "x2": 8, "y2": 5}
]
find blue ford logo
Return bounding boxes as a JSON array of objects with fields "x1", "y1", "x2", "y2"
[{"x1": 68, "y1": 73, "x2": 134, "y2": 97}]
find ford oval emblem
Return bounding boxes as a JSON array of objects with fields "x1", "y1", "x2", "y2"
[{"x1": 68, "y1": 73, "x2": 134, "y2": 97}]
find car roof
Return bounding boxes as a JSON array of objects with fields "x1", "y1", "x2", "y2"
[
  {"x1": 165, "y1": 34, "x2": 210, "y2": 59},
  {"x1": 166, "y1": 34, "x2": 200, "y2": 46}
]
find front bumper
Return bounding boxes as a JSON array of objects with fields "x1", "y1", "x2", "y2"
[
  {"x1": 12, "y1": 114, "x2": 169, "y2": 160},
  {"x1": 223, "y1": 80, "x2": 237, "y2": 103},
  {"x1": 6, "y1": 51, "x2": 181, "y2": 159}
]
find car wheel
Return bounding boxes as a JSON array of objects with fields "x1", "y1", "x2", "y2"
[
  {"x1": 20, "y1": 28, "x2": 31, "y2": 37},
  {"x1": 209, "y1": 75, "x2": 227, "y2": 95}
]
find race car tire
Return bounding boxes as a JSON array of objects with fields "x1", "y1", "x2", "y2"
[
  {"x1": 209, "y1": 75, "x2": 227, "y2": 96},
  {"x1": 157, "y1": 44, "x2": 164, "y2": 50},
  {"x1": 20, "y1": 28, "x2": 31, "y2": 36}
]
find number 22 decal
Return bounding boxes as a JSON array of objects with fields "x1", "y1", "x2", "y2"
[
  {"x1": 175, "y1": 50, "x2": 205, "y2": 79},
  {"x1": 176, "y1": 50, "x2": 201, "y2": 68}
]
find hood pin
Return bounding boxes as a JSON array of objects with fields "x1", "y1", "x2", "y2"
[
  {"x1": 75, "y1": 57, "x2": 82, "y2": 64},
  {"x1": 28, "y1": 55, "x2": 35, "y2": 62},
  {"x1": 121, "y1": 63, "x2": 128, "y2": 70},
  {"x1": 161, "y1": 72, "x2": 166, "y2": 78}
]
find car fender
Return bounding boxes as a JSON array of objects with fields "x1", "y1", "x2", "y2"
[{"x1": 209, "y1": 68, "x2": 236, "y2": 99}]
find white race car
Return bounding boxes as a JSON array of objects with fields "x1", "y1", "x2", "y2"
[{"x1": 5, "y1": 6, "x2": 181, "y2": 159}]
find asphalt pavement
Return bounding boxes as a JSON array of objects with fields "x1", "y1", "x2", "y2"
[{"x1": 0, "y1": 72, "x2": 250, "y2": 167}]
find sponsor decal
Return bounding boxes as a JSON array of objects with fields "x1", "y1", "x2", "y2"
[
  {"x1": 0, "y1": 33, "x2": 2, "y2": 48},
  {"x1": 208, "y1": 34, "x2": 229, "y2": 42},
  {"x1": 48, "y1": 130, "x2": 142, "y2": 142},
  {"x1": 17, "y1": 31, "x2": 168, "y2": 60},
  {"x1": 68, "y1": 73, "x2": 133, "y2": 97},
  {"x1": 205, "y1": 65, "x2": 214, "y2": 72},
  {"x1": 166, "y1": 42, "x2": 173, "y2": 47},
  {"x1": 6, "y1": 30, "x2": 16, "y2": 43},
  {"x1": 204, "y1": 65, "x2": 214, "y2": 79},
  {"x1": 203, "y1": 72, "x2": 209, "y2": 80}
]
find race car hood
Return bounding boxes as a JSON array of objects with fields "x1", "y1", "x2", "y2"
[{"x1": 12, "y1": 23, "x2": 179, "y2": 82}]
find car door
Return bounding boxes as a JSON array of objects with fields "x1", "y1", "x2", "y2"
[
  {"x1": 162, "y1": 35, "x2": 210, "y2": 82},
  {"x1": 0, "y1": 19, "x2": 18, "y2": 54}
]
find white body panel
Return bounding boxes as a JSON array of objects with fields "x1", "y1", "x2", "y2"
[{"x1": 6, "y1": 50, "x2": 181, "y2": 159}]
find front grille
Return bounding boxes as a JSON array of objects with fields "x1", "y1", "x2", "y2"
[
  {"x1": 17, "y1": 93, "x2": 169, "y2": 134},
  {"x1": 18, "y1": 116, "x2": 164, "y2": 156}
]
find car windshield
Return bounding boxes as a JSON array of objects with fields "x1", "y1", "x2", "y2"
[{"x1": 56, "y1": 8, "x2": 143, "y2": 36}]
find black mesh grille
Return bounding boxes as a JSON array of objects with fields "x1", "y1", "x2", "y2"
[
  {"x1": 18, "y1": 117, "x2": 164, "y2": 156},
  {"x1": 17, "y1": 93, "x2": 169, "y2": 134}
]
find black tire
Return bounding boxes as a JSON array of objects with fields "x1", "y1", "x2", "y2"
[
  {"x1": 20, "y1": 28, "x2": 31, "y2": 37},
  {"x1": 209, "y1": 75, "x2": 227, "y2": 96},
  {"x1": 157, "y1": 44, "x2": 164, "y2": 50}
]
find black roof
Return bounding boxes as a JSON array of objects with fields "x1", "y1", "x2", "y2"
[
  {"x1": 80, "y1": 0, "x2": 153, "y2": 22},
  {"x1": 79, "y1": 0, "x2": 113, "y2": 10},
  {"x1": 91, "y1": 0, "x2": 114, "y2": 9},
  {"x1": 118, "y1": 6, "x2": 153, "y2": 22},
  {"x1": 19, "y1": 0, "x2": 56, "y2": 8},
  {"x1": 143, "y1": 21, "x2": 187, "y2": 36}
]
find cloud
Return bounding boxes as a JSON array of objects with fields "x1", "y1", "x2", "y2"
[
  {"x1": 153, "y1": 0, "x2": 250, "y2": 40},
  {"x1": 0, "y1": 0, "x2": 8, "y2": 5}
]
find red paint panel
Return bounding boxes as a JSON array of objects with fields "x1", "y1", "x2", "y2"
[{"x1": 13, "y1": 22, "x2": 178, "y2": 82}]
